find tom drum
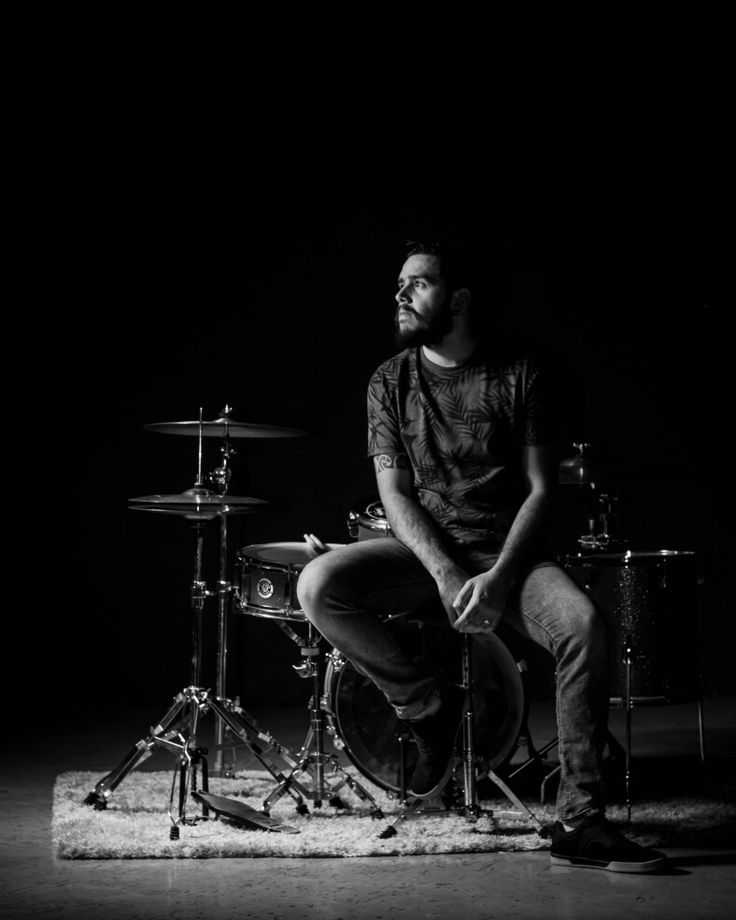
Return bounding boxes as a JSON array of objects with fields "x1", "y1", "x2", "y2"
[{"x1": 560, "y1": 549, "x2": 702, "y2": 704}]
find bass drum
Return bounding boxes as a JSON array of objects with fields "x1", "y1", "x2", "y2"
[{"x1": 322, "y1": 611, "x2": 525, "y2": 795}]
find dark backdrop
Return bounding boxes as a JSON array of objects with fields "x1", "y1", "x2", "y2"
[{"x1": 34, "y1": 194, "x2": 731, "y2": 726}]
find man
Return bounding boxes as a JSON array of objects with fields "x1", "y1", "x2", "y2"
[{"x1": 297, "y1": 239, "x2": 666, "y2": 873}]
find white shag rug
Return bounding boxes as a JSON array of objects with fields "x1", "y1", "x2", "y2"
[{"x1": 52, "y1": 769, "x2": 735, "y2": 860}]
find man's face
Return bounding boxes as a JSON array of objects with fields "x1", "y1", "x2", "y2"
[{"x1": 394, "y1": 253, "x2": 454, "y2": 347}]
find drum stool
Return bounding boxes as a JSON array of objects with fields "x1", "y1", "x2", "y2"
[{"x1": 380, "y1": 631, "x2": 550, "y2": 838}]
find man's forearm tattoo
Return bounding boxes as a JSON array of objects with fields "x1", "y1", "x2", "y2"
[{"x1": 374, "y1": 453, "x2": 411, "y2": 471}]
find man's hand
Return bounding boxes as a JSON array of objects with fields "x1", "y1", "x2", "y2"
[
  {"x1": 451, "y1": 569, "x2": 512, "y2": 633},
  {"x1": 435, "y1": 564, "x2": 472, "y2": 626}
]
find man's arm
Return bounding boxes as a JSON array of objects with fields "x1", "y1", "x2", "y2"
[
  {"x1": 373, "y1": 453, "x2": 470, "y2": 624},
  {"x1": 452, "y1": 443, "x2": 557, "y2": 632}
]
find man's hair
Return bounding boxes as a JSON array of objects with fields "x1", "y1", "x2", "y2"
[{"x1": 404, "y1": 238, "x2": 474, "y2": 297}]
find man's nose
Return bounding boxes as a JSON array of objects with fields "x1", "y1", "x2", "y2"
[{"x1": 395, "y1": 283, "x2": 410, "y2": 305}]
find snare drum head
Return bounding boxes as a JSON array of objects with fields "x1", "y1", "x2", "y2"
[
  {"x1": 240, "y1": 542, "x2": 344, "y2": 565},
  {"x1": 324, "y1": 614, "x2": 524, "y2": 794}
]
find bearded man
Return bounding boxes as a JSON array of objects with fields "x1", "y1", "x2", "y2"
[{"x1": 297, "y1": 239, "x2": 666, "y2": 873}]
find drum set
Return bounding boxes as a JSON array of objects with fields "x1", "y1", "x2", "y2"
[{"x1": 84, "y1": 421, "x2": 705, "y2": 834}]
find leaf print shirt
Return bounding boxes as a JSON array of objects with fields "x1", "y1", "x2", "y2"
[{"x1": 367, "y1": 346, "x2": 553, "y2": 551}]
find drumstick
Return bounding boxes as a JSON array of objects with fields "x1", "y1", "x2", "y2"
[{"x1": 303, "y1": 533, "x2": 329, "y2": 554}]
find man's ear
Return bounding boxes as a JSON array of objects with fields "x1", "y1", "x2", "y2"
[{"x1": 450, "y1": 288, "x2": 471, "y2": 316}]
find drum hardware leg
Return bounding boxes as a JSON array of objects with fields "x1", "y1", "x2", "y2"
[
  {"x1": 83, "y1": 686, "x2": 304, "y2": 830},
  {"x1": 485, "y1": 768, "x2": 551, "y2": 837},
  {"x1": 496, "y1": 660, "x2": 561, "y2": 805},
  {"x1": 83, "y1": 692, "x2": 192, "y2": 809},
  {"x1": 506, "y1": 734, "x2": 562, "y2": 805},
  {"x1": 539, "y1": 762, "x2": 561, "y2": 806},
  {"x1": 261, "y1": 624, "x2": 385, "y2": 817},
  {"x1": 213, "y1": 512, "x2": 231, "y2": 777},
  {"x1": 206, "y1": 695, "x2": 308, "y2": 808},
  {"x1": 623, "y1": 636, "x2": 633, "y2": 827},
  {"x1": 398, "y1": 730, "x2": 412, "y2": 803},
  {"x1": 501, "y1": 727, "x2": 562, "y2": 806},
  {"x1": 460, "y1": 634, "x2": 481, "y2": 819},
  {"x1": 698, "y1": 696, "x2": 707, "y2": 763}
]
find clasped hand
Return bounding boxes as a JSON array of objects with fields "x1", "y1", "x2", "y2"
[{"x1": 438, "y1": 566, "x2": 510, "y2": 633}]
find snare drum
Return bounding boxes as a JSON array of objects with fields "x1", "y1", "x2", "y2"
[
  {"x1": 560, "y1": 549, "x2": 701, "y2": 703},
  {"x1": 234, "y1": 542, "x2": 344, "y2": 621},
  {"x1": 322, "y1": 611, "x2": 525, "y2": 794}
]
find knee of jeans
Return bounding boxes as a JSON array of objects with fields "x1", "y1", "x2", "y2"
[
  {"x1": 573, "y1": 599, "x2": 608, "y2": 656},
  {"x1": 296, "y1": 555, "x2": 333, "y2": 620}
]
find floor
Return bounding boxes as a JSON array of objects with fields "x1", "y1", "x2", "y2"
[{"x1": 1, "y1": 695, "x2": 734, "y2": 920}]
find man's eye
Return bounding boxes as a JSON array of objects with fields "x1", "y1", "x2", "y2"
[{"x1": 414, "y1": 280, "x2": 425, "y2": 288}]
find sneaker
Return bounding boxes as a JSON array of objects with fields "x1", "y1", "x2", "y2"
[
  {"x1": 408, "y1": 684, "x2": 465, "y2": 798},
  {"x1": 550, "y1": 813, "x2": 667, "y2": 873}
]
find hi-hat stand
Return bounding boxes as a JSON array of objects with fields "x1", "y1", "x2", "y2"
[
  {"x1": 83, "y1": 506, "x2": 307, "y2": 835},
  {"x1": 84, "y1": 409, "x2": 308, "y2": 835}
]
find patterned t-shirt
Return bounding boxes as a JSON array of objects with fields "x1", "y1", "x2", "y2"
[{"x1": 367, "y1": 346, "x2": 553, "y2": 551}]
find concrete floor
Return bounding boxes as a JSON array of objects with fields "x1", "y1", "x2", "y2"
[{"x1": 1, "y1": 696, "x2": 734, "y2": 920}]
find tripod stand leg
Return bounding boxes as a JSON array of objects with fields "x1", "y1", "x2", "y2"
[
  {"x1": 261, "y1": 728, "x2": 315, "y2": 814},
  {"x1": 84, "y1": 694, "x2": 189, "y2": 810},
  {"x1": 486, "y1": 768, "x2": 550, "y2": 837},
  {"x1": 260, "y1": 626, "x2": 386, "y2": 817},
  {"x1": 207, "y1": 697, "x2": 311, "y2": 807}
]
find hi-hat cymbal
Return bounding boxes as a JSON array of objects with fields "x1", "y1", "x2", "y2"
[
  {"x1": 128, "y1": 488, "x2": 269, "y2": 518},
  {"x1": 143, "y1": 416, "x2": 310, "y2": 438}
]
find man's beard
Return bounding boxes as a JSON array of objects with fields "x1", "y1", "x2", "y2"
[{"x1": 393, "y1": 303, "x2": 454, "y2": 348}]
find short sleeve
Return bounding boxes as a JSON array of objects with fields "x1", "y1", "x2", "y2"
[
  {"x1": 367, "y1": 369, "x2": 404, "y2": 457},
  {"x1": 521, "y1": 359, "x2": 555, "y2": 445}
]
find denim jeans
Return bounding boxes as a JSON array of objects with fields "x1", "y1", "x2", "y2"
[{"x1": 296, "y1": 537, "x2": 611, "y2": 823}]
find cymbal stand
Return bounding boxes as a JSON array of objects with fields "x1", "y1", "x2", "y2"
[
  {"x1": 261, "y1": 620, "x2": 384, "y2": 817},
  {"x1": 200, "y1": 404, "x2": 238, "y2": 776},
  {"x1": 84, "y1": 413, "x2": 306, "y2": 833},
  {"x1": 84, "y1": 511, "x2": 307, "y2": 834}
]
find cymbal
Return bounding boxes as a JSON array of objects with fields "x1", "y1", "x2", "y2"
[
  {"x1": 143, "y1": 416, "x2": 310, "y2": 439},
  {"x1": 128, "y1": 488, "x2": 269, "y2": 518},
  {"x1": 558, "y1": 456, "x2": 605, "y2": 485}
]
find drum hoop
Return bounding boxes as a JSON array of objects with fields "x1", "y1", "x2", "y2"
[
  {"x1": 559, "y1": 549, "x2": 697, "y2": 567},
  {"x1": 238, "y1": 603, "x2": 306, "y2": 621},
  {"x1": 237, "y1": 542, "x2": 346, "y2": 565}
]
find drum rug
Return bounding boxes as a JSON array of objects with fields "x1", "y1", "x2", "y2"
[{"x1": 52, "y1": 769, "x2": 735, "y2": 860}]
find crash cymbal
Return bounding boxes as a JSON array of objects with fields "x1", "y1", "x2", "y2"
[
  {"x1": 143, "y1": 417, "x2": 310, "y2": 439},
  {"x1": 128, "y1": 488, "x2": 269, "y2": 518}
]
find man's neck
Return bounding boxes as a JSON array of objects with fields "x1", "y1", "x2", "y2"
[{"x1": 422, "y1": 331, "x2": 477, "y2": 368}]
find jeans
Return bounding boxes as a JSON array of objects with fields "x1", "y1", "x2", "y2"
[{"x1": 296, "y1": 537, "x2": 611, "y2": 823}]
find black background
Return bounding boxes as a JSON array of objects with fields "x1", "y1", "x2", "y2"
[{"x1": 27, "y1": 147, "x2": 732, "y2": 720}]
